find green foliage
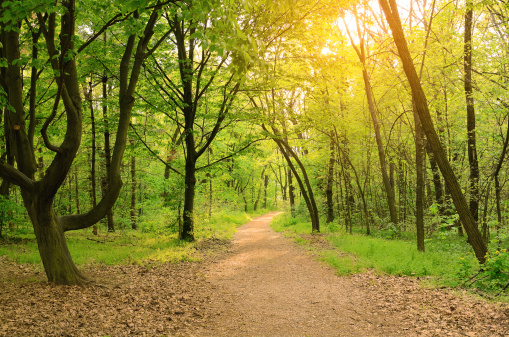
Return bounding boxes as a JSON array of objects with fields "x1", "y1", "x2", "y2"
[
  {"x1": 473, "y1": 250, "x2": 509, "y2": 291},
  {"x1": 0, "y1": 210, "x2": 255, "y2": 266},
  {"x1": 0, "y1": 195, "x2": 28, "y2": 238},
  {"x1": 271, "y1": 213, "x2": 481, "y2": 287}
]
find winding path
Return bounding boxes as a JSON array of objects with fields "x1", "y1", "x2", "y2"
[{"x1": 191, "y1": 211, "x2": 400, "y2": 336}]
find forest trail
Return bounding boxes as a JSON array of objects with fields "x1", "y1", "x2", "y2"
[
  {"x1": 190, "y1": 212, "x2": 509, "y2": 337},
  {"x1": 191, "y1": 211, "x2": 400, "y2": 336}
]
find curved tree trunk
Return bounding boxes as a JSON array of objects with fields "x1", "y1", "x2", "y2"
[{"x1": 28, "y1": 197, "x2": 87, "y2": 284}]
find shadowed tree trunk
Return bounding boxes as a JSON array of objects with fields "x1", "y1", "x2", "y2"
[
  {"x1": 413, "y1": 102, "x2": 425, "y2": 252},
  {"x1": 262, "y1": 122, "x2": 320, "y2": 232},
  {"x1": 130, "y1": 138, "x2": 137, "y2": 230},
  {"x1": 326, "y1": 133, "x2": 335, "y2": 224},
  {"x1": 102, "y1": 51, "x2": 114, "y2": 232},
  {"x1": 254, "y1": 167, "x2": 266, "y2": 211},
  {"x1": 263, "y1": 174, "x2": 269, "y2": 209},
  {"x1": 464, "y1": 0, "x2": 480, "y2": 222},
  {"x1": 426, "y1": 142, "x2": 444, "y2": 213},
  {"x1": 84, "y1": 77, "x2": 98, "y2": 234},
  {"x1": 288, "y1": 168, "x2": 296, "y2": 217}
]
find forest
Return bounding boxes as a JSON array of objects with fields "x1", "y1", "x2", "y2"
[{"x1": 0, "y1": 0, "x2": 509, "y2": 334}]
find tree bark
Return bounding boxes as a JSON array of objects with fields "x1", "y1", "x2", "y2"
[
  {"x1": 288, "y1": 167, "x2": 296, "y2": 217},
  {"x1": 413, "y1": 101, "x2": 425, "y2": 252},
  {"x1": 102, "y1": 61, "x2": 114, "y2": 232},
  {"x1": 379, "y1": 0, "x2": 487, "y2": 263},
  {"x1": 326, "y1": 134, "x2": 335, "y2": 224},
  {"x1": 84, "y1": 78, "x2": 98, "y2": 234},
  {"x1": 263, "y1": 174, "x2": 269, "y2": 209},
  {"x1": 464, "y1": 0, "x2": 479, "y2": 222},
  {"x1": 426, "y1": 142, "x2": 444, "y2": 213},
  {"x1": 130, "y1": 139, "x2": 137, "y2": 230}
]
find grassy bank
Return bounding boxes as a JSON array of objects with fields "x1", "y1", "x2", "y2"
[{"x1": 271, "y1": 213, "x2": 480, "y2": 288}]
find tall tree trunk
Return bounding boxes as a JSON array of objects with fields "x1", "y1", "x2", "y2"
[
  {"x1": 263, "y1": 121, "x2": 319, "y2": 232},
  {"x1": 493, "y1": 107, "x2": 509, "y2": 245},
  {"x1": 253, "y1": 167, "x2": 266, "y2": 211},
  {"x1": 379, "y1": 0, "x2": 487, "y2": 263},
  {"x1": 464, "y1": 0, "x2": 480, "y2": 222},
  {"x1": 85, "y1": 79, "x2": 98, "y2": 234},
  {"x1": 263, "y1": 174, "x2": 269, "y2": 209},
  {"x1": 426, "y1": 142, "x2": 444, "y2": 214},
  {"x1": 74, "y1": 164, "x2": 80, "y2": 214},
  {"x1": 182, "y1": 124, "x2": 196, "y2": 241},
  {"x1": 326, "y1": 134, "x2": 335, "y2": 224},
  {"x1": 102, "y1": 68, "x2": 114, "y2": 232},
  {"x1": 130, "y1": 139, "x2": 137, "y2": 230},
  {"x1": 413, "y1": 102, "x2": 425, "y2": 252},
  {"x1": 288, "y1": 168, "x2": 295, "y2": 217}
]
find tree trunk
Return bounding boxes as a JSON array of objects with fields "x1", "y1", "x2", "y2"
[
  {"x1": 326, "y1": 134, "x2": 335, "y2": 224},
  {"x1": 347, "y1": 10, "x2": 398, "y2": 225},
  {"x1": 379, "y1": 0, "x2": 487, "y2": 263},
  {"x1": 263, "y1": 174, "x2": 269, "y2": 209},
  {"x1": 253, "y1": 167, "x2": 266, "y2": 211},
  {"x1": 28, "y1": 199, "x2": 87, "y2": 284},
  {"x1": 102, "y1": 71, "x2": 114, "y2": 232},
  {"x1": 413, "y1": 101, "x2": 425, "y2": 252},
  {"x1": 181, "y1": 130, "x2": 196, "y2": 241},
  {"x1": 426, "y1": 142, "x2": 444, "y2": 214},
  {"x1": 464, "y1": 0, "x2": 480, "y2": 222},
  {"x1": 85, "y1": 79, "x2": 98, "y2": 234},
  {"x1": 74, "y1": 165, "x2": 80, "y2": 214},
  {"x1": 130, "y1": 139, "x2": 137, "y2": 230},
  {"x1": 288, "y1": 166, "x2": 295, "y2": 217}
]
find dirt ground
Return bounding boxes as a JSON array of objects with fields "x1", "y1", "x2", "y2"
[{"x1": 1, "y1": 212, "x2": 509, "y2": 336}]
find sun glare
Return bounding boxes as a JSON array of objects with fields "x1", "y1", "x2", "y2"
[{"x1": 321, "y1": 47, "x2": 332, "y2": 55}]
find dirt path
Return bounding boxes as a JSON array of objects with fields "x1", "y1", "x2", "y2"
[{"x1": 191, "y1": 212, "x2": 399, "y2": 336}]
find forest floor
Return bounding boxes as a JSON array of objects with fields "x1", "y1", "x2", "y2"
[{"x1": 1, "y1": 212, "x2": 509, "y2": 336}]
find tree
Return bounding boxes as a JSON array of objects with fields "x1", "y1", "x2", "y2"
[
  {"x1": 464, "y1": 0, "x2": 480, "y2": 222},
  {"x1": 0, "y1": 0, "x2": 167, "y2": 284},
  {"x1": 378, "y1": 0, "x2": 488, "y2": 263},
  {"x1": 344, "y1": 5, "x2": 398, "y2": 226}
]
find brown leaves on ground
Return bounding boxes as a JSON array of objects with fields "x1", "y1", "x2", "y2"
[
  {"x1": 0, "y1": 257, "x2": 216, "y2": 337},
  {"x1": 350, "y1": 272, "x2": 509, "y2": 336}
]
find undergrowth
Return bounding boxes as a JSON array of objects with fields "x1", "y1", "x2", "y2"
[
  {"x1": 271, "y1": 212, "x2": 509, "y2": 296},
  {"x1": 0, "y1": 209, "x2": 259, "y2": 267}
]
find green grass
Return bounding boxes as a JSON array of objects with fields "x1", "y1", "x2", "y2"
[
  {"x1": 271, "y1": 212, "x2": 480, "y2": 287},
  {"x1": 0, "y1": 210, "x2": 260, "y2": 267}
]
